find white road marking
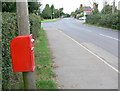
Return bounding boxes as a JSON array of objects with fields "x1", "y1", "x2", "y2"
[
  {"x1": 58, "y1": 30, "x2": 119, "y2": 73},
  {"x1": 99, "y1": 33, "x2": 118, "y2": 41}
]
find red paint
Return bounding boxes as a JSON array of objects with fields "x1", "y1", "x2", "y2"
[{"x1": 10, "y1": 34, "x2": 35, "y2": 72}]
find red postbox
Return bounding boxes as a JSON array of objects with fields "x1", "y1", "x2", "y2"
[{"x1": 10, "y1": 34, "x2": 35, "y2": 72}]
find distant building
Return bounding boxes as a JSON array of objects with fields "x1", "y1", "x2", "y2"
[
  {"x1": 82, "y1": 6, "x2": 93, "y2": 22},
  {"x1": 83, "y1": 6, "x2": 93, "y2": 15}
]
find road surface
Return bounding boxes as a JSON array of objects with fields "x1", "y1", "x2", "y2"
[{"x1": 42, "y1": 18, "x2": 118, "y2": 89}]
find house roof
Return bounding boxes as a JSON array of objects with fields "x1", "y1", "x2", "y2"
[{"x1": 83, "y1": 6, "x2": 93, "y2": 11}]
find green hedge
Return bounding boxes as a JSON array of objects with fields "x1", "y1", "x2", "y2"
[
  {"x1": 86, "y1": 13, "x2": 119, "y2": 30},
  {"x1": 2, "y1": 13, "x2": 19, "y2": 89},
  {"x1": 2, "y1": 12, "x2": 41, "y2": 89},
  {"x1": 30, "y1": 14, "x2": 41, "y2": 39},
  {"x1": 86, "y1": 14, "x2": 101, "y2": 25}
]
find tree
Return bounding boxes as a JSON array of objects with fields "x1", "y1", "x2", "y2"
[
  {"x1": 28, "y1": 2, "x2": 41, "y2": 14},
  {"x1": 71, "y1": 12, "x2": 76, "y2": 17},
  {"x1": 59, "y1": 8, "x2": 64, "y2": 17},
  {"x1": 42, "y1": 4, "x2": 52, "y2": 19},
  {"x1": 51, "y1": 4, "x2": 55, "y2": 19},
  {"x1": 101, "y1": 4, "x2": 113, "y2": 14},
  {"x1": 2, "y1": 2, "x2": 16, "y2": 12},
  {"x1": 2, "y1": 2, "x2": 41, "y2": 14},
  {"x1": 79, "y1": 4, "x2": 83, "y2": 13},
  {"x1": 75, "y1": 8, "x2": 80, "y2": 14},
  {"x1": 93, "y1": 2, "x2": 99, "y2": 14},
  {"x1": 54, "y1": 9, "x2": 60, "y2": 18}
]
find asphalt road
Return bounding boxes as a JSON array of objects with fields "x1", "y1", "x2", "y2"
[
  {"x1": 42, "y1": 18, "x2": 118, "y2": 89},
  {"x1": 42, "y1": 18, "x2": 118, "y2": 69}
]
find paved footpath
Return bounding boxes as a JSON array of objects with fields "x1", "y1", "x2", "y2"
[{"x1": 44, "y1": 28, "x2": 118, "y2": 89}]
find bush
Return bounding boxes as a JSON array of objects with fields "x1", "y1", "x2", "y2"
[
  {"x1": 99, "y1": 13, "x2": 118, "y2": 29},
  {"x1": 29, "y1": 14, "x2": 41, "y2": 39},
  {"x1": 86, "y1": 13, "x2": 119, "y2": 30},
  {"x1": 2, "y1": 12, "x2": 41, "y2": 89},
  {"x1": 2, "y1": 13, "x2": 19, "y2": 89},
  {"x1": 86, "y1": 14, "x2": 101, "y2": 25}
]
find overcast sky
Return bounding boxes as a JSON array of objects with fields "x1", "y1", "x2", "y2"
[{"x1": 39, "y1": 0, "x2": 120, "y2": 14}]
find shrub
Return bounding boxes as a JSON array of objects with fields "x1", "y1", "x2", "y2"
[
  {"x1": 2, "y1": 12, "x2": 41, "y2": 89},
  {"x1": 99, "y1": 13, "x2": 118, "y2": 29},
  {"x1": 86, "y1": 14, "x2": 101, "y2": 25},
  {"x1": 2, "y1": 13, "x2": 19, "y2": 89},
  {"x1": 29, "y1": 14, "x2": 41, "y2": 39},
  {"x1": 86, "y1": 13, "x2": 119, "y2": 30}
]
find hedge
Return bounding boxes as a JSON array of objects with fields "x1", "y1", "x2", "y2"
[
  {"x1": 2, "y1": 12, "x2": 41, "y2": 89},
  {"x1": 86, "y1": 13, "x2": 119, "y2": 30}
]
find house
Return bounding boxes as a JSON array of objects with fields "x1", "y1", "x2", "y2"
[
  {"x1": 79, "y1": 6, "x2": 93, "y2": 22},
  {"x1": 83, "y1": 6, "x2": 93, "y2": 16}
]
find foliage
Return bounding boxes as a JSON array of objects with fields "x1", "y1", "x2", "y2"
[
  {"x1": 51, "y1": 4, "x2": 55, "y2": 19},
  {"x1": 54, "y1": 9, "x2": 60, "y2": 18},
  {"x1": 101, "y1": 4, "x2": 117, "y2": 14},
  {"x1": 64, "y1": 13, "x2": 71, "y2": 17},
  {"x1": 41, "y1": 4, "x2": 64, "y2": 19},
  {"x1": 2, "y1": 12, "x2": 41, "y2": 89},
  {"x1": 42, "y1": 4, "x2": 52, "y2": 19},
  {"x1": 79, "y1": 4, "x2": 83, "y2": 12},
  {"x1": 86, "y1": 13, "x2": 119, "y2": 30},
  {"x1": 28, "y1": 2, "x2": 41, "y2": 14},
  {"x1": 2, "y1": 2, "x2": 16, "y2": 12},
  {"x1": 2, "y1": 2, "x2": 41, "y2": 14},
  {"x1": 99, "y1": 13, "x2": 119, "y2": 29},
  {"x1": 118, "y1": 10, "x2": 120, "y2": 30},
  {"x1": 86, "y1": 14, "x2": 101, "y2": 25},
  {"x1": 71, "y1": 12, "x2": 76, "y2": 18},
  {"x1": 34, "y1": 28, "x2": 57, "y2": 89},
  {"x1": 71, "y1": 4, "x2": 86, "y2": 18},
  {"x1": 59, "y1": 8, "x2": 64, "y2": 17},
  {"x1": 29, "y1": 14, "x2": 41, "y2": 39},
  {"x1": 2, "y1": 12, "x2": 20, "y2": 89},
  {"x1": 75, "y1": 8, "x2": 81, "y2": 14},
  {"x1": 92, "y1": 2, "x2": 99, "y2": 14}
]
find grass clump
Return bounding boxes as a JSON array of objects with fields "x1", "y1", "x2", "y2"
[{"x1": 34, "y1": 28, "x2": 57, "y2": 89}]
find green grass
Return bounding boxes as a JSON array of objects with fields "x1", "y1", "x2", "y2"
[
  {"x1": 41, "y1": 18, "x2": 59, "y2": 23},
  {"x1": 34, "y1": 28, "x2": 57, "y2": 89}
]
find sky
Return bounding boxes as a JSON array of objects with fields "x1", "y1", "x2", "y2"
[{"x1": 39, "y1": 0, "x2": 120, "y2": 14}]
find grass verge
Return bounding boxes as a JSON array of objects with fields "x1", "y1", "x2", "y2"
[
  {"x1": 41, "y1": 18, "x2": 59, "y2": 23},
  {"x1": 34, "y1": 28, "x2": 57, "y2": 89}
]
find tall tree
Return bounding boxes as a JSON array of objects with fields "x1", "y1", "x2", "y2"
[
  {"x1": 101, "y1": 4, "x2": 113, "y2": 14},
  {"x1": 51, "y1": 4, "x2": 55, "y2": 19},
  {"x1": 54, "y1": 9, "x2": 59, "y2": 18},
  {"x1": 59, "y1": 8, "x2": 64, "y2": 17},
  {"x1": 42, "y1": 4, "x2": 52, "y2": 19},
  {"x1": 75, "y1": 8, "x2": 81, "y2": 14},
  {"x1": 92, "y1": 2, "x2": 99, "y2": 14},
  {"x1": 79, "y1": 4, "x2": 83, "y2": 13},
  {"x1": 71, "y1": 12, "x2": 76, "y2": 18}
]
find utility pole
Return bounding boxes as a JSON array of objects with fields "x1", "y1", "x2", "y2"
[
  {"x1": 118, "y1": 1, "x2": 120, "y2": 10},
  {"x1": 112, "y1": 0, "x2": 115, "y2": 13},
  {"x1": 16, "y1": 1, "x2": 36, "y2": 89}
]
